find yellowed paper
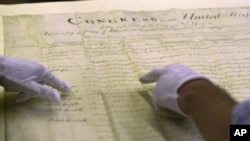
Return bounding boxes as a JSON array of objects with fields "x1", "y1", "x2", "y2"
[{"x1": 2, "y1": 6, "x2": 250, "y2": 141}]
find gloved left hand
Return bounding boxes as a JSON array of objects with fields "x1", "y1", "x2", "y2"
[{"x1": 0, "y1": 56, "x2": 71, "y2": 103}]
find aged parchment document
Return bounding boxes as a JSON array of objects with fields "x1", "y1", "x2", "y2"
[{"x1": 2, "y1": 7, "x2": 250, "y2": 141}]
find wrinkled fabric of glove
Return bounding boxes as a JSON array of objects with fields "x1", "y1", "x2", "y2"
[
  {"x1": 139, "y1": 64, "x2": 210, "y2": 118},
  {"x1": 0, "y1": 56, "x2": 71, "y2": 103}
]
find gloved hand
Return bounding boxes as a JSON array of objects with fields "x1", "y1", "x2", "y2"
[
  {"x1": 139, "y1": 64, "x2": 209, "y2": 118},
  {"x1": 0, "y1": 56, "x2": 71, "y2": 103}
]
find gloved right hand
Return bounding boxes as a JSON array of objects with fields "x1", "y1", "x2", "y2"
[
  {"x1": 0, "y1": 56, "x2": 71, "y2": 103},
  {"x1": 139, "y1": 64, "x2": 210, "y2": 118}
]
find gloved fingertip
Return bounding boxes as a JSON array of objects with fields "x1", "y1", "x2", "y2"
[
  {"x1": 50, "y1": 92, "x2": 61, "y2": 102},
  {"x1": 139, "y1": 75, "x2": 150, "y2": 83},
  {"x1": 139, "y1": 68, "x2": 163, "y2": 83},
  {"x1": 58, "y1": 81, "x2": 72, "y2": 92},
  {"x1": 64, "y1": 83, "x2": 72, "y2": 92},
  {"x1": 15, "y1": 92, "x2": 35, "y2": 103},
  {"x1": 139, "y1": 74, "x2": 157, "y2": 83}
]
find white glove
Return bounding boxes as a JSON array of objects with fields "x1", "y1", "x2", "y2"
[
  {"x1": 139, "y1": 64, "x2": 209, "y2": 118},
  {"x1": 0, "y1": 56, "x2": 71, "y2": 103}
]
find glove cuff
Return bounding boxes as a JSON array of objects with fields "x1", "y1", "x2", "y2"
[
  {"x1": 155, "y1": 94, "x2": 188, "y2": 118},
  {"x1": 155, "y1": 75, "x2": 210, "y2": 118}
]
